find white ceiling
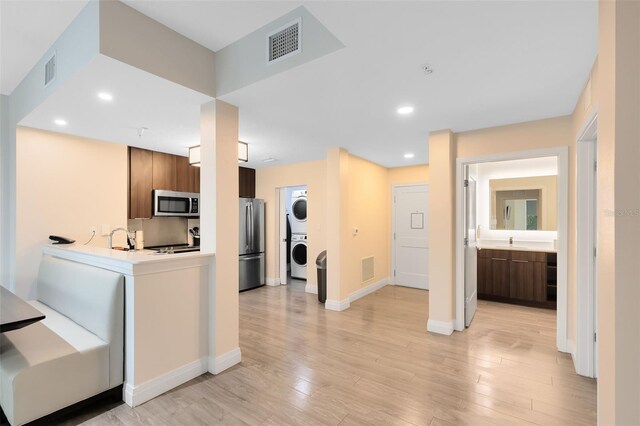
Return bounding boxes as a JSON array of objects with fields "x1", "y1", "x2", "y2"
[
  {"x1": 0, "y1": 0, "x2": 89, "y2": 95},
  {"x1": 3, "y1": 1, "x2": 598, "y2": 168},
  {"x1": 19, "y1": 54, "x2": 212, "y2": 156}
]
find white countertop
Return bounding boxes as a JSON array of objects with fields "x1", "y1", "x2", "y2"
[{"x1": 43, "y1": 244, "x2": 213, "y2": 265}]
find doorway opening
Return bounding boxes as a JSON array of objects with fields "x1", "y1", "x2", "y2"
[
  {"x1": 392, "y1": 184, "x2": 429, "y2": 290},
  {"x1": 456, "y1": 148, "x2": 569, "y2": 353},
  {"x1": 576, "y1": 110, "x2": 598, "y2": 378},
  {"x1": 276, "y1": 185, "x2": 308, "y2": 290}
]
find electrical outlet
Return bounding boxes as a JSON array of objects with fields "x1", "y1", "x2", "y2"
[{"x1": 100, "y1": 224, "x2": 110, "y2": 236}]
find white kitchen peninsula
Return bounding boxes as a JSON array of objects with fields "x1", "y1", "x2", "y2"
[{"x1": 42, "y1": 244, "x2": 213, "y2": 407}]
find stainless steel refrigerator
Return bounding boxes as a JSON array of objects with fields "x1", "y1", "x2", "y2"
[{"x1": 239, "y1": 198, "x2": 265, "y2": 291}]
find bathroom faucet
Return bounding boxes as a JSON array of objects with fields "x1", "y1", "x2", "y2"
[{"x1": 109, "y1": 227, "x2": 134, "y2": 249}]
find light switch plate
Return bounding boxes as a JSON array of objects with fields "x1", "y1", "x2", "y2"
[{"x1": 100, "y1": 224, "x2": 110, "y2": 236}]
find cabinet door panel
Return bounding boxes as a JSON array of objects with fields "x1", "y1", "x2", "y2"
[
  {"x1": 491, "y1": 257, "x2": 510, "y2": 297},
  {"x1": 129, "y1": 147, "x2": 153, "y2": 219},
  {"x1": 152, "y1": 151, "x2": 177, "y2": 191},
  {"x1": 532, "y1": 262, "x2": 547, "y2": 302},
  {"x1": 510, "y1": 260, "x2": 534, "y2": 300},
  {"x1": 239, "y1": 167, "x2": 255, "y2": 198},
  {"x1": 176, "y1": 155, "x2": 199, "y2": 193},
  {"x1": 477, "y1": 257, "x2": 492, "y2": 295}
]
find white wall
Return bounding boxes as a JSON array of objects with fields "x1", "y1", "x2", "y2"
[
  {"x1": 475, "y1": 156, "x2": 558, "y2": 244},
  {"x1": 16, "y1": 127, "x2": 128, "y2": 298}
]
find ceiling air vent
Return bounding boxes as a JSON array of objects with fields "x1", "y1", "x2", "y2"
[
  {"x1": 267, "y1": 18, "x2": 301, "y2": 64},
  {"x1": 44, "y1": 52, "x2": 57, "y2": 87}
]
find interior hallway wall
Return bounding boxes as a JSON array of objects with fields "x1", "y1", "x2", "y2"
[
  {"x1": 15, "y1": 127, "x2": 128, "y2": 299},
  {"x1": 255, "y1": 160, "x2": 327, "y2": 287},
  {"x1": 344, "y1": 155, "x2": 391, "y2": 296},
  {"x1": 596, "y1": 0, "x2": 640, "y2": 422}
]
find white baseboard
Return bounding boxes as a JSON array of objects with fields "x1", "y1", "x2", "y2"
[
  {"x1": 208, "y1": 347, "x2": 242, "y2": 375},
  {"x1": 325, "y1": 298, "x2": 350, "y2": 311},
  {"x1": 349, "y1": 278, "x2": 388, "y2": 303},
  {"x1": 124, "y1": 358, "x2": 207, "y2": 407},
  {"x1": 305, "y1": 284, "x2": 318, "y2": 294},
  {"x1": 427, "y1": 319, "x2": 454, "y2": 335},
  {"x1": 266, "y1": 278, "x2": 279, "y2": 286}
]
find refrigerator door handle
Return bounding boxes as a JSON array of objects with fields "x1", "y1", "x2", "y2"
[
  {"x1": 250, "y1": 201, "x2": 254, "y2": 252},
  {"x1": 245, "y1": 203, "x2": 251, "y2": 250},
  {"x1": 240, "y1": 255, "x2": 262, "y2": 261}
]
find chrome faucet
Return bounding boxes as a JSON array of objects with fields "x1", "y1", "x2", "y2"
[{"x1": 109, "y1": 227, "x2": 134, "y2": 249}]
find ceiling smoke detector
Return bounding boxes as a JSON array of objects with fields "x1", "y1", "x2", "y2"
[{"x1": 423, "y1": 65, "x2": 434, "y2": 75}]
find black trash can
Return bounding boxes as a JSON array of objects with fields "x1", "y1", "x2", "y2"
[{"x1": 316, "y1": 250, "x2": 327, "y2": 303}]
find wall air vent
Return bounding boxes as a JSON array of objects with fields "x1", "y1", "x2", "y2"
[
  {"x1": 267, "y1": 18, "x2": 301, "y2": 64},
  {"x1": 44, "y1": 52, "x2": 57, "y2": 87},
  {"x1": 362, "y1": 256, "x2": 374, "y2": 283}
]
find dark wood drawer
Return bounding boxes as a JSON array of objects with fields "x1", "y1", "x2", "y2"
[
  {"x1": 511, "y1": 250, "x2": 547, "y2": 263},
  {"x1": 478, "y1": 249, "x2": 511, "y2": 260}
]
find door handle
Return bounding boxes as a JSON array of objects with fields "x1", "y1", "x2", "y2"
[
  {"x1": 491, "y1": 258, "x2": 507, "y2": 261},
  {"x1": 511, "y1": 260, "x2": 528, "y2": 263},
  {"x1": 240, "y1": 255, "x2": 262, "y2": 261},
  {"x1": 245, "y1": 204, "x2": 250, "y2": 249}
]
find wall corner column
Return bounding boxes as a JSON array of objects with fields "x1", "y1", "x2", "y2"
[
  {"x1": 427, "y1": 130, "x2": 456, "y2": 335},
  {"x1": 325, "y1": 147, "x2": 350, "y2": 310},
  {"x1": 200, "y1": 100, "x2": 241, "y2": 373}
]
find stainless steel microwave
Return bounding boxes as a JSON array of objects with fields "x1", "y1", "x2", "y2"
[{"x1": 153, "y1": 190, "x2": 200, "y2": 217}]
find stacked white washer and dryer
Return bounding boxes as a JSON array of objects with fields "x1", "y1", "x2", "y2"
[{"x1": 290, "y1": 189, "x2": 307, "y2": 280}]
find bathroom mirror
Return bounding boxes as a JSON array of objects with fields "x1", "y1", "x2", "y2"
[{"x1": 489, "y1": 176, "x2": 557, "y2": 231}]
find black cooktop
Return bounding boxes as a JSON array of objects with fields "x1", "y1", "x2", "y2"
[{"x1": 147, "y1": 244, "x2": 200, "y2": 254}]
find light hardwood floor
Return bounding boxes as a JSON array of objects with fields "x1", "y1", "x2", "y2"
[{"x1": 66, "y1": 282, "x2": 596, "y2": 425}]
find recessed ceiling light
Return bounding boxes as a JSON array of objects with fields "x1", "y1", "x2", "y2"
[
  {"x1": 97, "y1": 92, "x2": 113, "y2": 101},
  {"x1": 54, "y1": 119, "x2": 67, "y2": 126},
  {"x1": 397, "y1": 106, "x2": 414, "y2": 115},
  {"x1": 404, "y1": 153, "x2": 415, "y2": 159}
]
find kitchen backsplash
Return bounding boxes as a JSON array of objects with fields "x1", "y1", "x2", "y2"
[{"x1": 128, "y1": 217, "x2": 188, "y2": 247}]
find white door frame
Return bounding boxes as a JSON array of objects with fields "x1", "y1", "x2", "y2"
[
  {"x1": 277, "y1": 188, "x2": 287, "y2": 286},
  {"x1": 575, "y1": 108, "x2": 598, "y2": 377},
  {"x1": 454, "y1": 147, "x2": 569, "y2": 354},
  {"x1": 391, "y1": 182, "x2": 429, "y2": 286}
]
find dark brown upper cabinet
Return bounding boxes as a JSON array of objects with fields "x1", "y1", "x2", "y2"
[
  {"x1": 128, "y1": 147, "x2": 200, "y2": 219},
  {"x1": 152, "y1": 151, "x2": 177, "y2": 191},
  {"x1": 176, "y1": 155, "x2": 200, "y2": 193},
  {"x1": 129, "y1": 147, "x2": 153, "y2": 219},
  {"x1": 239, "y1": 167, "x2": 256, "y2": 198}
]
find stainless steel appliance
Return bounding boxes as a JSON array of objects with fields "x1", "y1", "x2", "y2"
[
  {"x1": 153, "y1": 190, "x2": 200, "y2": 217},
  {"x1": 239, "y1": 198, "x2": 265, "y2": 291}
]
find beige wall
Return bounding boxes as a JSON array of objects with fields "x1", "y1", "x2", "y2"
[
  {"x1": 255, "y1": 160, "x2": 327, "y2": 287},
  {"x1": 99, "y1": 0, "x2": 216, "y2": 97},
  {"x1": 16, "y1": 127, "x2": 128, "y2": 299},
  {"x1": 257, "y1": 153, "x2": 428, "y2": 302},
  {"x1": 427, "y1": 131, "x2": 456, "y2": 326},
  {"x1": 596, "y1": 1, "x2": 640, "y2": 423},
  {"x1": 428, "y1": 118, "x2": 574, "y2": 332},
  {"x1": 388, "y1": 165, "x2": 429, "y2": 185},
  {"x1": 344, "y1": 155, "x2": 390, "y2": 295},
  {"x1": 211, "y1": 101, "x2": 240, "y2": 358}
]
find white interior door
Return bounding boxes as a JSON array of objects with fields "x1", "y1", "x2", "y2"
[
  {"x1": 393, "y1": 185, "x2": 429, "y2": 289},
  {"x1": 278, "y1": 188, "x2": 287, "y2": 285},
  {"x1": 464, "y1": 167, "x2": 478, "y2": 327}
]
